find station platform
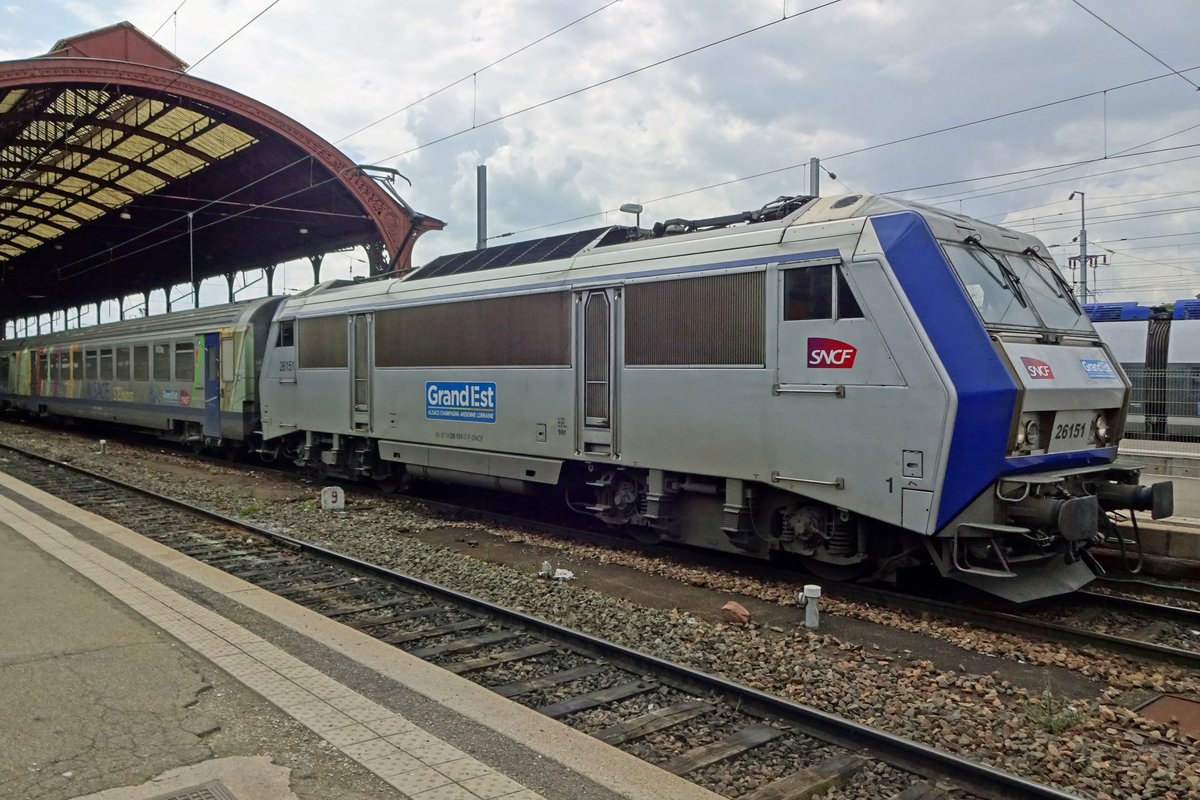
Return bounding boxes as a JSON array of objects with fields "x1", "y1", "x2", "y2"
[{"x1": 0, "y1": 470, "x2": 720, "y2": 800}]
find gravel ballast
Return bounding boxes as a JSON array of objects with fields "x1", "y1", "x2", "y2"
[{"x1": 2, "y1": 422, "x2": 1198, "y2": 800}]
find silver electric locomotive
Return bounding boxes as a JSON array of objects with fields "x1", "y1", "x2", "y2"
[{"x1": 257, "y1": 193, "x2": 1171, "y2": 602}]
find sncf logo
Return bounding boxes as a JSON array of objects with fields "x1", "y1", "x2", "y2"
[
  {"x1": 807, "y1": 338, "x2": 857, "y2": 368},
  {"x1": 1020, "y1": 356, "x2": 1055, "y2": 380}
]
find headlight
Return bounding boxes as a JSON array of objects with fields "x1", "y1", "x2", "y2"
[
  {"x1": 1024, "y1": 418, "x2": 1041, "y2": 449},
  {"x1": 1094, "y1": 413, "x2": 1110, "y2": 445}
]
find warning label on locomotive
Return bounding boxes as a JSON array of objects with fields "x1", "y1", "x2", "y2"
[
  {"x1": 426, "y1": 381, "x2": 497, "y2": 423},
  {"x1": 1079, "y1": 359, "x2": 1118, "y2": 380}
]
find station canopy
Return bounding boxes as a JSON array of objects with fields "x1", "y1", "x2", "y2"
[{"x1": 0, "y1": 21, "x2": 443, "y2": 323}]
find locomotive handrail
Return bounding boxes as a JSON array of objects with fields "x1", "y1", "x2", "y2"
[
  {"x1": 771, "y1": 471, "x2": 845, "y2": 490},
  {"x1": 773, "y1": 383, "x2": 846, "y2": 397}
]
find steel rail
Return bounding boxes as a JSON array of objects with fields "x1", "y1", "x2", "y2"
[
  {"x1": 825, "y1": 582, "x2": 1200, "y2": 670},
  {"x1": 1076, "y1": 588, "x2": 1200, "y2": 626},
  {"x1": 0, "y1": 442, "x2": 1083, "y2": 800}
]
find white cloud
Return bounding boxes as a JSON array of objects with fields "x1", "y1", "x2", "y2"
[{"x1": 1, "y1": 0, "x2": 1197, "y2": 305}]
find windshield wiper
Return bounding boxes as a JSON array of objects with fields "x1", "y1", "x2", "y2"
[
  {"x1": 964, "y1": 234, "x2": 1027, "y2": 307},
  {"x1": 1023, "y1": 247, "x2": 1082, "y2": 315}
]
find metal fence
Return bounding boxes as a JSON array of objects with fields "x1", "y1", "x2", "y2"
[{"x1": 1117, "y1": 367, "x2": 1200, "y2": 456}]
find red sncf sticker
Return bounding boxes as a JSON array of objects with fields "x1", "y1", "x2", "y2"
[
  {"x1": 807, "y1": 338, "x2": 857, "y2": 368},
  {"x1": 1020, "y1": 356, "x2": 1054, "y2": 380}
]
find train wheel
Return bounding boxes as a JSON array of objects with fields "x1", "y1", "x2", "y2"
[
  {"x1": 628, "y1": 526, "x2": 663, "y2": 545},
  {"x1": 800, "y1": 556, "x2": 869, "y2": 582}
]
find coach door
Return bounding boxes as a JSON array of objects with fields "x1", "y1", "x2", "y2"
[
  {"x1": 202, "y1": 332, "x2": 221, "y2": 438},
  {"x1": 577, "y1": 288, "x2": 619, "y2": 456},
  {"x1": 350, "y1": 313, "x2": 372, "y2": 431}
]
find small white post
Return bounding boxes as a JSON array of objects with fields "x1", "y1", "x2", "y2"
[
  {"x1": 320, "y1": 486, "x2": 345, "y2": 510},
  {"x1": 800, "y1": 584, "x2": 821, "y2": 629}
]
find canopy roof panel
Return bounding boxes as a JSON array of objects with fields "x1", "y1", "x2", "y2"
[{"x1": 0, "y1": 22, "x2": 443, "y2": 322}]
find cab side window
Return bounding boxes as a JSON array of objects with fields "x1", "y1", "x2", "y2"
[
  {"x1": 783, "y1": 265, "x2": 863, "y2": 321},
  {"x1": 277, "y1": 320, "x2": 295, "y2": 347}
]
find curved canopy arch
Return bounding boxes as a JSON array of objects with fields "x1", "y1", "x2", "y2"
[{"x1": 0, "y1": 22, "x2": 443, "y2": 324}]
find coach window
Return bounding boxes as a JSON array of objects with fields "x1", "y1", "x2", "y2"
[
  {"x1": 99, "y1": 348, "x2": 114, "y2": 380},
  {"x1": 153, "y1": 344, "x2": 171, "y2": 381},
  {"x1": 175, "y1": 341, "x2": 194, "y2": 382},
  {"x1": 85, "y1": 349, "x2": 98, "y2": 380},
  {"x1": 115, "y1": 347, "x2": 131, "y2": 381},
  {"x1": 277, "y1": 319, "x2": 294, "y2": 347},
  {"x1": 0, "y1": 353, "x2": 8, "y2": 384},
  {"x1": 71, "y1": 349, "x2": 83, "y2": 380},
  {"x1": 783, "y1": 265, "x2": 863, "y2": 321},
  {"x1": 220, "y1": 338, "x2": 235, "y2": 382},
  {"x1": 133, "y1": 345, "x2": 150, "y2": 381}
]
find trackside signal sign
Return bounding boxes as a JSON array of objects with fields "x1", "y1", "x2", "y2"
[{"x1": 426, "y1": 381, "x2": 497, "y2": 423}]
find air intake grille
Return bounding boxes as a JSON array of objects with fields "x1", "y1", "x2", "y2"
[{"x1": 625, "y1": 272, "x2": 765, "y2": 366}]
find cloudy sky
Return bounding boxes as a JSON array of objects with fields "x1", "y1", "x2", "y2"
[{"x1": 2, "y1": 0, "x2": 1198, "y2": 314}]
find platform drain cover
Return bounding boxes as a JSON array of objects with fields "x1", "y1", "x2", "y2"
[
  {"x1": 1135, "y1": 694, "x2": 1200, "y2": 737},
  {"x1": 146, "y1": 780, "x2": 239, "y2": 800}
]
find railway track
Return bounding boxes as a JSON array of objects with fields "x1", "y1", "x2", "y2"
[
  {"x1": 6, "y1": 425, "x2": 1196, "y2": 671},
  {"x1": 0, "y1": 443, "x2": 1085, "y2": 800},
  {"x1": 824, "y1": 579, "x2": 1200, "y2": 671}
]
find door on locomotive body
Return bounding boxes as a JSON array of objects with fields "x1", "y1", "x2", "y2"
[
  {"x1": 349, "y1": 313, "x2": 372, "y2": 432},
  {"x1": 776, "y1": 262, "x2": 902, "y2": 386},
  {"x1": 576, "y1": 287, "x2": 620, "y2": 456},
  {"x1": 202, "y1": 332, "x2": 222, "y2": 439}
]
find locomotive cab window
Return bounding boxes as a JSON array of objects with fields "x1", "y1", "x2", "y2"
[
  {"x1": 783, "y1": 264, "x2": 863, "y2": 321},
  {"x1": 277, "y1": 320, "x2": 294, "y2": 347}
]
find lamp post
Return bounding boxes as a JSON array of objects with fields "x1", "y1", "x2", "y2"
[{"x1": 1068, "y1": 191, "x2": 1087, "y2": 303}]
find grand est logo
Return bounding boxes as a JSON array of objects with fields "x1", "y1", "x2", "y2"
[
  {"x1": 807, "y1": 338, "x2": 857, "y2": 369},
  {"x1": 1020, "y1": 356, "x2": 1055, "y2": 380}
]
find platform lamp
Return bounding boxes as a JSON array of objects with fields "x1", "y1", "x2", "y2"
[{"x1": 620, "y1": 203, "x2": 643, "y2": 229}]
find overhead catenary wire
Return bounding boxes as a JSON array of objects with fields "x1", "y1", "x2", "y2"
[
  {"x1": 913, "y1": 119, "x2": 1200, "y2": 206},
  {"x1": 332, "y1": 0, "x2": 624, "y2": 145},
  {"x1": 150, "y1": 0, "x2": 189, "y2": 38},
  {"x1": 1071, "y1": 0, "x2": 1199, "y2": 91},
  {"x1": 492, "y1": 64, "x2": 1200, "y2": 240},
  {"x1": 44, "y1": 1, "x2": 846, "y2": 281},
  {"x1": 23, "y1": 3, "x2": 1198, "y2": 309},
  {"x1": 374, "y1": 0, "x2": 845, "y2": 163}
]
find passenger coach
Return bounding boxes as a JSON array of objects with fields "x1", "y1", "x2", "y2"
[{"x1": 0, "y1": 296, "x2": 282, "y2": 451}]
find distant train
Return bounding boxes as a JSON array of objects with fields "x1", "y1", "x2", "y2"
[
  {"x1": 0, "y1": 193, "x2": 1173, "y2": 601},
  {"x1": 1084, "y1": 300, "x2": 1200, "y2": 442}
]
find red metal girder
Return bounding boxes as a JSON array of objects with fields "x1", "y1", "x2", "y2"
[{"x1": 0, "y1": 57, "x2": 444, "y2": 270}]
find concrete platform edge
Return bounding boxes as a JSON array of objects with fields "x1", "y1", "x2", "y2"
[{"x1": 0, "y1": 470, "x2": 722, "y2": 800}]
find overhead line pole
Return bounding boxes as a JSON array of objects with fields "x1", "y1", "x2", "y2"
[{"x1": 1069, "y1": 191, "x2": 1087, "y2": 302}]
